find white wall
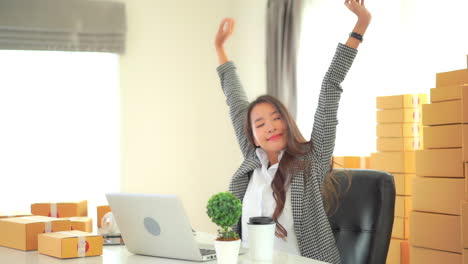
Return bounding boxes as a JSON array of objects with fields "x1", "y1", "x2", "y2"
[{"x1": 119, "y1": 0, "x2": 266, "y2": 233}]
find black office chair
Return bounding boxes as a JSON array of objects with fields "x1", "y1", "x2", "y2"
[{"x1": 328, "y1": 169, "x2": 396, "y2": 264}]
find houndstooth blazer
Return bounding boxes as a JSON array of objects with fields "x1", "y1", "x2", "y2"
[{"x1": 216, "y1": 43, "x2": 357, "y2": 264}]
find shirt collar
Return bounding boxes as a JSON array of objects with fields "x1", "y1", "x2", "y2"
[{"x1": 255, "y1": 148, "x2": 285, "y2": 168}]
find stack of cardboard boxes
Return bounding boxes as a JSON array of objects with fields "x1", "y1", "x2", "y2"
[
  {"x1": 410, "y1": 66, "x2": 468, "y2": 263},
  {"x1": 31, "y1": 201, "x2": 93, "y2": 233},
  {"x1": 333, "y1": 156, "x2": 370, "y2": 169},
  {"x1": 462, "y1": 201, "x2": 468, "y2": 263},
  {"x1": 0, "y1": 200, "x2": 103, "y2": 259},
  {"x1": 370, "y1": 93, "x2": 428, "y2": 264}
]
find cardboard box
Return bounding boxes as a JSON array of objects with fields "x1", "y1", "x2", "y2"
[
  {"x1": 68, "y1": 217, "x2": 92, "y2": 233},
  {"x1": 400, "y1": 241, "x2": 409, "y2": 264},
  {"x1": 422, "y1": 100, "x2": 463, "y2": 126},
  {"x1": 415, "y1": 148, "x2": 463, "y2": 177},
  {"x1": 410, "y1": 211, "x2": 461, "y2": 253},
  {"x1": 395, "y1": 196, "x2": 412, "y2": 218},
  {"x1": 461, "y1": 201, "x2": 468, "y2": 248},
  {"x1": 377, "y1": 108, "x2": 422, "y2": 124},
  {"x1": 364, "y1": 156, "x2": 371, "y2": 169},
  {"x1": 436, "y1": 68, "x2": 468, "y2": 88},
  {"x1": 333, "y1": 156, "x2": 369, "y2": 169},
  {"x1": 387, "y1": 239, "x2": 410, "y2": 264},
  {"x1": 38, "y1": 230, "x2": 103, "y2": 258},
  {"x1": 413, "y1": 177, "x2": 464, "y2": 215},
  {"x1": 410, "y1": 247, "x2": 461, "y2": 264},
  {"x1": 370, "y1": 152, "x2": 415, "y2": 173},
  {"x1": 393, "y1": 173, "x2": 415, "y2": 196},
  {"x1": 0, "y1": 212, "x2": 32, "y2": 219},
  {"x1": 424, "y1": 124, "x2": 462, "y2": 149},
  {"x1": 31, "y1": 201, "x2": 87, "y2": 218},
  {"x1": 333, "y1": 156, "x2": 360, "y2": 168},
  {"x1": 466, "y1": 163, "x2": 468, "y2": 189},
  {"x1": 376, "y1": 94, "x2": 428, "y2": 109},
  {"x1": 97, "y1": 205, "x2": 111, "y2": 228},
  {"x1": 430, "y1": 85, "x2": 468, "y2": 103},
  {"x1": 464, "y1": 249, "x2": 468, "y2": 264},
  {"x1": 0, "y1": 216, "x2": 70, "y2": 251},
  {"x1": 387, "y1": 238, "x2": 403, "y2": 264},
  {"x1": 392, "y1": 217, "x2": 409, "y2": 239},
  {"x1": 377, "y1": 137, "x2": 423, "y2": 152},
  {"x1": 463, "y1": 133, "x2": 468, "y2": 163},
  {"x1": 376, "y1": 123, "x2": 422, "y2": 138}
]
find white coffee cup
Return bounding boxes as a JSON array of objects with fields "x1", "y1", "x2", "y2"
[{"x1": 247, "y1": 216, "x2": 276, "y2": 261}]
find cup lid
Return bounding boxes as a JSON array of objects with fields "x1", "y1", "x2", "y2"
[{"x1": 248, "y1": 216, "x2": 275, "y2": 225}]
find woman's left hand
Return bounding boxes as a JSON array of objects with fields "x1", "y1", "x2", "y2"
[{"x1": 345, "y1": 0, "x2": 371, "y2": 25}]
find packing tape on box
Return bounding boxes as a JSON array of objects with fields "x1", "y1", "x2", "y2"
[
  {"x1": 101, "y1": 212, "x2": 120, "y2": 235},
  {"x1": 412, "y1": 124, "x2": 419, "y2": 137},
  {"x1": 57, "y1": 232, "x2": 86, "y2": 257},
  {"x1": 21, "y1": 217, "x2": 52, "y2": 232},
  {"x1": 413, "y1": 110, "x2": 421, "y2": 122},
  {"x1": 77, "y1": 235, "x2": 86, "y2": 257},
  {"x1": 360, "y1": 157, "x2": 366, "y2": 169},
  {"x1": 413, "y1": 138, "x2": 421, "y2": 150},
  {"x1": 50, "y1": 203, "x2": 58, "y2": 218},
  {"x1": 412, "y1": 95, "x2": 420, "y2": 106}
]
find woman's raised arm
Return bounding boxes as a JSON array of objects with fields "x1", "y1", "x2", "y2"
[{"x1": 216, "y1": 18, "x2": 255, "y2": 158}]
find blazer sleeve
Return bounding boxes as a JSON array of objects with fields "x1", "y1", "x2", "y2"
[
  {"x1": 217, "y1": 61, "x2": 255, "y2": 158},
  {"x1": 310, "y1": 43, "x2": 358, "y2": 181}
]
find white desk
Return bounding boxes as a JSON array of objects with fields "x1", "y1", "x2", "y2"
[
  {"x1": 0, "y1": 232, "x2": 329, "y2": 264},
  {"x1": 0, "y1": 246, "x2": 329, "y2": 264}
]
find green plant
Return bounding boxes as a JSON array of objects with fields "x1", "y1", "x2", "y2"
[{"x1": 206, "y1": 191, "x2": 242, "y2": 241}]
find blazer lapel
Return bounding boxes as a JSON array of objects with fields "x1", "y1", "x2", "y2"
[
  {"x1": 230, "y1": 156, "x2": 261, "y2": 200},
  {"x1": 233, "y1": 157, "x2": 261, "y2": 180}
]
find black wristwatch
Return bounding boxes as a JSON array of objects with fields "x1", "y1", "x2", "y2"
[{"x1": 349, "y1": 32, "x2": 363, "y2": 42}]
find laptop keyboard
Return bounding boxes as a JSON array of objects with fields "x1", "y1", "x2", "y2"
[{"x1": 200, "y1": 248, "x2": 216, "y2": 256}]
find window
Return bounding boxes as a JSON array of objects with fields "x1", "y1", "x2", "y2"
[
  {"x1": 297, "y1": 0, "x2": 468, "y2": 156},
  {"x1": 0, "y1": 50, "x2": 120, "y2": 217}
]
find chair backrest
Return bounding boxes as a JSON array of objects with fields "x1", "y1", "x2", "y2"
[{"x1": 328, "y1": 169, "x2": 395, "y2": 264}]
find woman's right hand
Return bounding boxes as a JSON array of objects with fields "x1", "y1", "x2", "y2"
[{"x1": 215, "y1": 18, "x2": 235, "y2": 49}]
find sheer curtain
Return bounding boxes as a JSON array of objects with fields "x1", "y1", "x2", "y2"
[
  {"x1": 0, "y1": 0, "x2": 125, "y2": 220},
  {"x1": 0, "y1": 0, "x2": 126, "y2": 53},
  {"x1": 266, "y1": 0, "x2": 305, "y2": 118},
  {"x1": 0, "y1": 51, "x2": 120, "y2": 220},
  {"x1": 297, "y1": 0, "x2": 468, "y2": 156}
]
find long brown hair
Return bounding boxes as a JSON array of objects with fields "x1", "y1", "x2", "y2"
[{"x1": 244, "y1": 95, "x2": 343, "y2": 238}]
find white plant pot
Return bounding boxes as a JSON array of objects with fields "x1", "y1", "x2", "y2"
[{"x1": 214, "y1": 239, "x2": 241, "y2": 264}]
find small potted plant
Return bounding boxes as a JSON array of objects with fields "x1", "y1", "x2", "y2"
[{"x1": 206, "y1": 191, "x2": 242, "y2": 264}]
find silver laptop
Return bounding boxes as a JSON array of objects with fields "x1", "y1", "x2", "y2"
[{"x1": 106, "y1": 193, "x2": 218, "y2": 261}]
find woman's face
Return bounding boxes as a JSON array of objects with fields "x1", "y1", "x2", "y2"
[{"x1": 250, "y1": 102, "x2": 288, "y2": 155}]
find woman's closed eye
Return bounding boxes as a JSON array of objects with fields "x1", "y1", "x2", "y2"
[{"x1": 256, "y1": 123, "x2": 265, "y2": 128}]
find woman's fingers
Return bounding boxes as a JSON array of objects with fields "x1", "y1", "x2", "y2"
[
  {"x1": 344, "y1": 0, "x2": 353, "y2": 11},
  {"x1": 218, "y1": 19, "x2": 226, "y2": 34},
  {"x1": 215, "y1": 18, "x2": 236, "y2": 48},
  {"x1": 224, "y1": 18, "x2": 235, "y2": 35},
  {"x1": 218, "y1": 18, "x2": 235, "y2": 36},
  {"x1": 345, "y1": 0, "x2": 368, "y2": 14},
  {"x1": 345, "y1": 0, "x2": 365, "y2": 7},
  {"x1": 344, "y1": 0, "x2": 350, "y2": 7},
  {"x1": 228, "y1": 19, "x2": 235, "y2": 35}
]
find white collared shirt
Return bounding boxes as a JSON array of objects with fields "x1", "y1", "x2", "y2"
[{"x1": 241, "y1": 148, "x2": 301, "y2": 255}]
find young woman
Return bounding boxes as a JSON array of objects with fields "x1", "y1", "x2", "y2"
[{"x1": 215, "y1": 1, "x2": 371, "y2": 263}]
